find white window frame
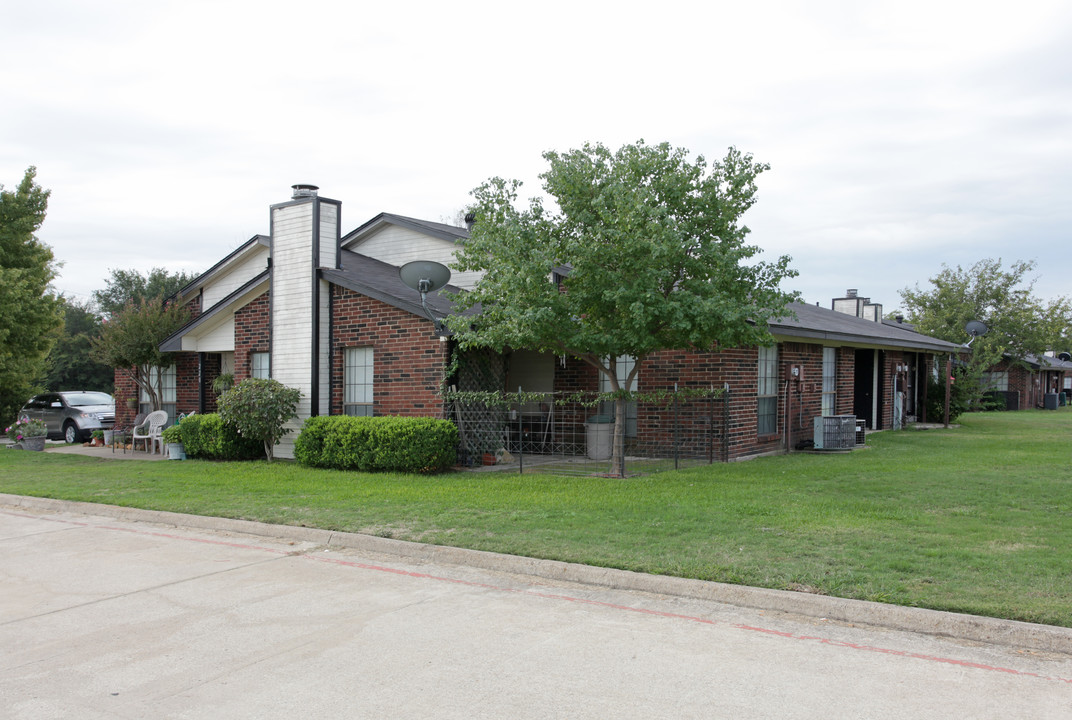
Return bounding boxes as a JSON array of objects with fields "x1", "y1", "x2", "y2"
[
  {"x1": 757, "y1": 345, "x2": 778, "y2": 436},
  {"x1": 140, "y1": 364, "x2": 177, "y2": 422},
  {"x1": 251, "y1": 352, "x2": 270, "y2": 380},
  {"x1": 822, "y1": 347, "x2": 837, "y2": 416},
  {"x1": 344, "y1": 347, "x2": 374, "y2": 417},
  {"x1": 981, "y1": 371, "x2": 1009, "y2": 392}
]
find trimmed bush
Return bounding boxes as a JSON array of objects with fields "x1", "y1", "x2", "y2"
[
  {"x1": 178, "y1": 413, "x2": 264, "y2": 461},
  {"x1": 218, "y1": 378, "x2": 302, "y2": 462},
  {"x1": 294, "y1": 415, "x2": 458, "y2": 474}
]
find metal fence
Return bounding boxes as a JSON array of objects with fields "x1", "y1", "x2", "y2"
[{"x1": 447, "y1": 389, "x2": 728, "y2": 477}]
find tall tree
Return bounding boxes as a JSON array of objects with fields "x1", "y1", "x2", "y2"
[
  {"x1": 448, "y1": 140, "x2": 798, "y2": 475},
  {"x1": 899, "y1": 258, "x2": 1072, "y2": 403},
  {"x1": 91, "y1": 299, "x2": 190, "y2": 411},
  {"x1": 0, "y1": 167, "x2": 63, "y2": 422},
  {"x1": 93, "y1": 267, "x2": 197, "y2": 317},
  {"x1": 46, "y1": 297, "x2": 114, "y2": 393}
]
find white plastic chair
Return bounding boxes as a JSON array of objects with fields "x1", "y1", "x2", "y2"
[{"x1": 132, "y1": 410, "x2": 168, "y2": 454}]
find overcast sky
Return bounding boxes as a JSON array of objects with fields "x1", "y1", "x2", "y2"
[{"x1": 4, "y1": 0, "x2": 1070, "y2": 316}]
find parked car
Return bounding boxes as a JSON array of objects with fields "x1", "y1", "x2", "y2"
[{"x1": 19, "y1": 391, "x2": 116, "y2": 443}]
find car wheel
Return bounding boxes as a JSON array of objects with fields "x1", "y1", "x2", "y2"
[{"x1": 63, "y1": 422, "x2": 80, "y2": 444}]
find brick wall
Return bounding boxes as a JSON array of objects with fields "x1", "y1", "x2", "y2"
[
  {"x1": 114, "y1": 368, "x2": 139, "y2": 427},
  {"x1": 330, "y1": 286, "x2": 450, "y2": 417},
  {"x1": 175, "y1": 353, "x2": 200, "y2": 416},
  {"x1": 541, "y1": 341, "x2": 879, "y2": 460},
  {"x1": 235, "y1": 292, "x2": 270, "y2": 381},
  {"x1": 201, "y1": 353, "x2": 221, "y2": 414},
  {"x1": 184, "y1": 293, "x2": 202, "y2": 320}
]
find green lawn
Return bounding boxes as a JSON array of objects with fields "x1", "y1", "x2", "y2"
[{"x1": 2, "y1": 410, "x2": 1070, "y2": 627}]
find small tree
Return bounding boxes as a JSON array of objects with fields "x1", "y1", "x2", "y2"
[
  {"x1": 0, "y1": 167, "x2": 63, "y2": 421},
  {"x1": 46, "y1": 297, "x2": 114, "y2": 393},
  {"x1": 448, "y1": 140, "x2": 797, "y2": 475},
  {"x1": 899, "y1": 258, "x2": 1072, "y2": 407},
  {"x1": 91, "y1": 299, "x2": 190, "y2": 410},
  {"x1": 93, "y1": 267, "x2": 198, "y2": 318},
  {"x1": 217, "y1": 378, "x2": 302, "y2": 462}
]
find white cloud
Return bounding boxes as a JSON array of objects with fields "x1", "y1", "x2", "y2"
[{"x1": 3, "y1": 0, "x2": 1071, "y2": 311}]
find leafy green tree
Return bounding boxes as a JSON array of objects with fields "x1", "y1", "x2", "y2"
[
  {"x1": 217, "y1": 378, "x2": 302, "y2": 462},
  {"x1": 899, "y1": 258, "x2": 1072, "y2": 406},
  {"x1": 93, "y1": 267, "x2": 197, "y2": 317},
  {"x1": 448, "y1": 140, "x2": 798, "y2": 475},
  {"x1": 0, "y1": 167, "x2": 63, "y2": 422},
  {"x1": 91, "y1": 299, "x2": 190, "y2": 410},
  {"x1": 46, "y1": 297, "x2": 114, "y2": 392}
]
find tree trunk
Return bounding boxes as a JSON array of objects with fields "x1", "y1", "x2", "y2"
[
  {"x1": 131, "y1": 365, "x2": 163, "y2": 412},
  {"x1": 610, "y1": 395, "x2": 627, "y2": 477}
]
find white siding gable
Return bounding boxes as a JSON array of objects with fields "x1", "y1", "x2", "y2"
[
  {"x1": 180, "y1": 316, "x2": 235, "y2": 353},
  {"x1": 350, "y1": 224, "x2": 483, "y2": 290},
  {"x1": 202, "y1": 246, "x2": 270, "y2": 311}
]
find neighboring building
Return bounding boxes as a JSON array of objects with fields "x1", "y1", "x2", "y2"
[
  {"x1": 981, "y1": 353, "x2": 1072, "y2": 410},
  {"x1": 115, "y1": 186, "x2": 963, "y2": 461}
]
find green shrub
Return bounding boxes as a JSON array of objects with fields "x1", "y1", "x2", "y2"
[
  {"x1": 923, "y1": 367, "x2": 974, "y2": 423},
  {"x1": 295, "y1": 415, "x2": 458, "y2": 474},
  {"x1": 161, "y1": 425, "x2": 183, "y2": 444},
  {"x1": 218, "y1": 378, "x2": 302, "y2": 462},
  {"x1": 178, "y1": 413, "x2": 263, "y2": 460}
]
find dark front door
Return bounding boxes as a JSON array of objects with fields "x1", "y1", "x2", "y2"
[{"x1": 854, "y1": 349, "x2": 874, "y2": 429}]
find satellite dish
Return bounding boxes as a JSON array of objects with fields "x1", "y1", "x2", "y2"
[
  {"x1": 399, "y1": 261, "x2": 451, "y2": 294},
  {"x1": 964, "y1": 320, "x2": 988, "y2": 337},
  {"x1": 1059, "y1": 352, "x2": 1072, "y2": 362},
  {"x1": 398, "y1": 261, "x2": 452, "y2": 336}
]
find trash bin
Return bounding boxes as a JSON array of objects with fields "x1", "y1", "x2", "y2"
[{"x1": 585, "y1": 414, "x2": 614, "y2": 460}]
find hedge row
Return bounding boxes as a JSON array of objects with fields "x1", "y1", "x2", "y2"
[
  {"x1": 294, "y1": 415, "x2": 457, "y2": 474},
  {"x1": 176, "y1": 413, "x2": 264, "y2": 460}
]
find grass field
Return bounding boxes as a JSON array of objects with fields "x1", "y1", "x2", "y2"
[{"x1": 2, "y1": 410, "x2": 1070, "y2": 626}]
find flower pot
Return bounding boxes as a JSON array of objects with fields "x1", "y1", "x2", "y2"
[
  {"x1": 167, "y1": 442, "x2": 186, "y2": 460},
  {"x1": 21, "y1": 436, "x2": 46, "y2": 452},
  {"x1": 482, "y1": 452, "x2": 496, "y2": 466}
]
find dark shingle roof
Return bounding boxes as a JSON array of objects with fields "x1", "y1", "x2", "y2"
[
  {"x1": 321, "y1": 249, "x2": 470, "y2": 319},
  {"x1": 770, "y1": 302, "x2": 963, "y2": 353}
]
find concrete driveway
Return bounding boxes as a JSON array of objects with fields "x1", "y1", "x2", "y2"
[{"x1": 1, "y1": 499, "x2": 1070, "y2": 719}]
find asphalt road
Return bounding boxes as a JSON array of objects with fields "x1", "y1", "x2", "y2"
[{"x1": 2, "y1": 501, "x2": 1071, "y2": 719}]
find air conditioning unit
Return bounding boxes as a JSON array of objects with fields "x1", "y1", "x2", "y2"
[{"x1": 813, "y1": 415, "x2": 857, "y2": 450}]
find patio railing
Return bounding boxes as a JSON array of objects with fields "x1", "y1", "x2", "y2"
[{"x1": 446, "y1": 388, "x2": 728, "y2": 477}]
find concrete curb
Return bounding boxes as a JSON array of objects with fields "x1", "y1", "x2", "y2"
[{"x1": 4, "y1": 493, "x2": 1070, "y2": 655}]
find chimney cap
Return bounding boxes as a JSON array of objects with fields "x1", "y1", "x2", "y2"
[
  {"x1": 291, "y1": 184, "x2": 319, "y2": 199},
  {"x1": 846, "y1": 289, "x2": 858, "y2": 297}
]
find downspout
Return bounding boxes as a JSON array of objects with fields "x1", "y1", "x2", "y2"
[
  {"x1": 310, "y1": 199, "x2": 321, "y2": 418},
  {"x1": 783, "y1": 379, "x2": 790, "y2": 451}
]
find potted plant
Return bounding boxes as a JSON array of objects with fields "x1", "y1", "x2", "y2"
[
  {"x1": 212, "y1": 373, "x2": 235, "y2": 396},
  {"x1": 161, "y1": 424, "x2": 185, "y2": 460},
  {"x1": 90, "y1": 429, "x2": 105, "y2": 447},
  {"x1": 6, "y1": 417, "x2": 47, "y2": 452}
]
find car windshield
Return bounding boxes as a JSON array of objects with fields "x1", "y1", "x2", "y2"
[{"x1": 63, "y1": 392, "x2": 114, "y2": 407}]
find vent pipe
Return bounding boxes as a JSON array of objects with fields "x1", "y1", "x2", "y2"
[{"x1": 291, "y1": 184, "x2": 319, "y2": 199}]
